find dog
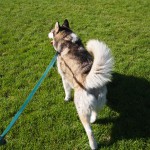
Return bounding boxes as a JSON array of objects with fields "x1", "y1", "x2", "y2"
[{"x1": 48, "y1": 19, "x2": 113, "y2": 150}]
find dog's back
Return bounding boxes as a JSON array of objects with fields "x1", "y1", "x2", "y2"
[{"x1": 57, "y1": 40, "x2": 93, "y2": 89}]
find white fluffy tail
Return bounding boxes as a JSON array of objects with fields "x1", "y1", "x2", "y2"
[{"x1": 86, "y1": 40, "x2": 113, "y2": 89}]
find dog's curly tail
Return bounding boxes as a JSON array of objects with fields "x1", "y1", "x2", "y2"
[{"x1": 85, "y1": 39, "x2": 114, "y2": 89}]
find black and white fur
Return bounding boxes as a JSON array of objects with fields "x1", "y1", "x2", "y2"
[{"x1": 48, "y1": 19, "x2": 114, "y2": 150}]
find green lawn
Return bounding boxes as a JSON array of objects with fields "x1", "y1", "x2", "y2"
[{"x1": 0, "y1": 0, "x2": 150, "y2": 149}]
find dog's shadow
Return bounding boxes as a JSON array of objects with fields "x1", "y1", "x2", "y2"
[{"x1": 97, "y1": 72, "x2": 150, "y2": 146}]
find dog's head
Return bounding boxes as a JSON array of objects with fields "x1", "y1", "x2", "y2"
[{"x1": 48, "y1": 19, "x2": 79, "y2": 51}]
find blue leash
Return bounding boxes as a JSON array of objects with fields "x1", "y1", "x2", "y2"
[{"x1": 0, "y1": 53, "x2": 58, "y2": 145}]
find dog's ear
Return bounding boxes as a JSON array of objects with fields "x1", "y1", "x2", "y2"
[
  {"x1": 62, "y1": 19, "x2": 70, "y2": 28},
  {"x1": 55, "y1": 22, "x2": 60, "y2": 33}
]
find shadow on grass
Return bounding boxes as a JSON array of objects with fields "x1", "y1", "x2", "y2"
[{"x1": 97, "y1": 72, "x2": 150, "y2": 146}]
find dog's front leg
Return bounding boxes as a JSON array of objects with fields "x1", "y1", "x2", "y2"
[{"x1": 62, "y1": 78, "x2": 72, "y2": 101}]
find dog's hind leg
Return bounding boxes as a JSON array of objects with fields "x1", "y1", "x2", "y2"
[
  {"x1": 97, "y1": 86, "x2": 107, "y2": 111},
  {"x1": 74, "y1": 91, "x2": 98, "y2": 150},
  {"x1": 90, "y1": 86, "x2": 107, "y2": 124},
  {"x1": 90, "y1": 110, "x2": 97, "y2": 124},
  {"x1": 80, "y1": 115, "x2": 97, "y2": 150},
  {"x1": 76, "y1": 109, "x2": 98, "y2": 150}
]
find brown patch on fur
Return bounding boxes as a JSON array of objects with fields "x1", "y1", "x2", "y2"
[
  {"x1": 60, "y1": 56, "x2": 87, "y2": 90},
  {"x1": 56, "y1": 39, "x2": 93, "y2": 90}
]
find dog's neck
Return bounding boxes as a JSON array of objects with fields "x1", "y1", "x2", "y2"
[{"x1": 55, "y1": 38, "x2": 84, "y2": 55}]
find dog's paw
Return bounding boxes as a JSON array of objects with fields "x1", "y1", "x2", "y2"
[
  {"x1": 90, "y1": 142, "x2": 98, "y2": 150},
  {"x1": 90, "y1": 112, "x2": 97, "y2": 123},
  {"x1": 64, "y1": 96, "x2": 71, "y2": 101},
  {"x1": 90, "y1": 117, "x2": 96, "y2": 124}
]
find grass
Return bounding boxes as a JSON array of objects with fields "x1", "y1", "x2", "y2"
[{"x1": 0, "y1": 0, "x2": 150, "y2": 149}]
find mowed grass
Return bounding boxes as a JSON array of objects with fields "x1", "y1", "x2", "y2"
[{"x1": 0, "y1": 0, "x2": 150, "y2": 149}]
